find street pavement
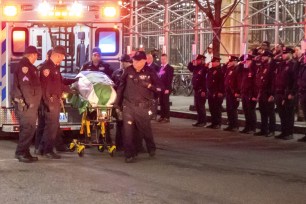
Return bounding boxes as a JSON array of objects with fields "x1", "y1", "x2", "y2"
[{"x1": 1, "y1": 118, "x2": 306, "y2": 204}]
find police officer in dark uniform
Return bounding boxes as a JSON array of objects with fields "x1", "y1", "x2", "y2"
[
  {"x1": 80, "y1": 47, "x2": 113, "y2": 77},
  {"x1": 223, "y1": 55, "x2": 240, "y2": 131},
  {"x1": 274, "y1": 47, "x2": 298, "y2": 140},
  {"x1": 12, "y1": 46, "x2": 42, "y2": 163},
  {"x1": 187, "y1": 54, "x2": 207, "y2": 127},
  {"x1": 39, "y1": 46, "x2": 67, "y2": 159},
  {"x1": 239, "y1": 54, "x2": 257, "y2": 134},
  {"x1": 206, "y1": 57, "x2": 224, "y2": 129},
  {"x1": 114, "y1": 51, "x2": 162, "y2": 163},
  {"x1": 254, "y1": 50, "x2": 276, "y2": 137},
  {"x1": 146, "y1": 53, "x2": 161, "y2": 120},
  {"x1": 112, "y1": 54, "x2": 133, "y2": 150},
  {"x1": 297, "y1": 51, "x2": 306, "y2": 142},
  {"x1": 35, "y1": 49, "x2": 52, "y2": 155},
  {"x1": 146, "y1": 53, "x2": 160, "y2": 74}
]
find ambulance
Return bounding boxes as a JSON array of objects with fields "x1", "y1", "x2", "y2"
[{"x1": 0, "y1": 0, "x2": 123, "y2": 132}]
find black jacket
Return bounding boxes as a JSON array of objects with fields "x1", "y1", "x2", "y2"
[
  {"x1": 188, "y1": 62, "x2": 207, "y2": 92},
  {"x1": 12, "y1": 57, "x2": 42, "y2": 107},
  {"x1": 224, "y1": 64, "x2": 241, "y2": 95},
  {"x1": 274, "y1": 59, "x2": 298, "y2": 96},
  {"x1": 81, "y1": 60, "x2": 113, "y2": 77},
  {"x1": 206, "y1": 66, "x2": 224, "y2": 95},
  {"x1": 115, "y1": 65, "x2": 162, "y2": 108},
  {"x1": 158, "y1": 64, "x2": 174, "y2": 91}
]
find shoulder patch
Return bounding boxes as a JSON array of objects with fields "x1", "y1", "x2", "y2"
[
  {"x1": 22, "y1": 67, "x2": 29, "y2": 74},
  {"x1": 43, "y1": 69, "x2": 50, "y2": 77}
]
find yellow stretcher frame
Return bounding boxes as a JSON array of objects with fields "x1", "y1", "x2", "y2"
[{"x1": 69, "y1": 105, "x2": 116, "y2": 157}]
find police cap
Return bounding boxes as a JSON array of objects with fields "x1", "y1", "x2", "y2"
[
  {"x1": 120, "y1": 54, "x2": 132, "y2": 62},
  {"x1": 196, "y1": 54, "x2": 205, "y2": 60},
  {"x1": 261, "y1": 50, "x2": 273, "y2": 57},
  {"x1": 228, "y1": 55, "x2": 239, "y2": 62},
  {"x1": 133, "y1": 51, "x2": 147, "y2": 60},
  {"x1": 92, "y1": 47, "x2": 102, "y2": 56},
  {"x1": 24, "y1": 46, "x2": 40, "y2": 55},
  {"x1": 282, "y1": 47, "x2": 294, "y2": 54}
]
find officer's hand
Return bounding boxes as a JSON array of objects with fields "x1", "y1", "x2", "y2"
[
  {"x1": 17, "y1": 102, "x2": 26, "y2": 111},
  {"x1": 28, "y1": 104, "x2": 34, "y2": 109},
  {"x1": 268, "y1": 96, "x2": 274, "y2": 102},
  {"x1": 288, "y1": 94, "x2": 294, "y2": 100},
  {"x1": 234, "y1": 93, "x2": 240, "y2": 98},
  {"x1": 251, "y1": 97, "x2": 257, "y2": 101},
  {"x1": 217, "y1": 93, "x2": 223, "y2": 98},
  {"x1": 50, "y1": 97, "x2": 54, "y2": 103},
  {"x1": 200, "y1": 92, "x2": 206, "y2": 97},
  {"x1": 164, "y1": 90, "x2": 170, "y2": 94}
]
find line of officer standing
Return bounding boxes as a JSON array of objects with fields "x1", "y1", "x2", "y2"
[{"x1": 189, "y1": 42, "x2": 306, "y2": 141}]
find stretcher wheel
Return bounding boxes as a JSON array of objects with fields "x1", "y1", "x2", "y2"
[
  {"x1": 98, "y1": 145, "x2": 105, "y2": 152},
  {"x1": 78, "y1": 149, "x2": 85, "y2": 157},
  {"x1": 69, "y1": 143, "x2": 76, "y2": 152},
  {"x1": 108, "y1": 145, "x2": 116, "y2": 157}
]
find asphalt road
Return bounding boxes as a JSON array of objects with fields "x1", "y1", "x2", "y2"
[{"x1": 1, "y1": 118, "x2": 306, "y2": 204}]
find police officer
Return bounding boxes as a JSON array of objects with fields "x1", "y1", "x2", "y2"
[
  {"x1": 239, "y1": 54, "x2": 257, "y2": 134},
  {"x1": 223, "y1": 55, "x2": 240, "y2": 131},
  {"x1": 274, "y1": 47, "x2": 298, "y2": 140},
  {"x1": 157, "y1": 54, "x2": 174, "y2": 123},
  {"x1": 254, "y1": 50, "x2": 276, "y2": 137},
  {"x1": 112, "y1": 54, "x2": 132, "y2": 150},
  {"x1": 146, "y1": 53, "x2": 160, "y2": 74},
  {"x1": 188, "y1": 54, "x2": 207, "y2": 127},
  {"x1": 146, "y1": 53, "x2": 161, "y2": 120},
  {"x1": 39, "y1": 46, "x2": 67, "y2": 159},
  {"x1": 35, "y1": 49, "x2": 52, "y2": 155},
  {"x1": 81, "y1": 47, "x2": 113, "y2": 77},
  {"x1": 297, "y1": 52, "x2": 306, "y2": 142},
  {"x1": 206, "y1": 57, "x2": 224, "y2": 129},
  {"x1": 12, "y1": 46, "x2": 42, "y2": 163},
  {"x1": 114, "y1": 51, "x2": 162, "y2": 163}
]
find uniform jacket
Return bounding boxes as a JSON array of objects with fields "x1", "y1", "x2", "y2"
[
  {"x1": 188, "y1": 62, "x2": 207, "y2": 92},
  {"x1": 12, "y1": 57, "x2": 42, "y2": 107},
  {"x1": 255, "y1": 61, "x2": 275, "y2": 100},
  {"x1": 81, "y1": 60, "x2": 113, "y2": 77},
  {"x1": 147, "y1": 62, "x2": 160, "y2": 74},
  {"x1": 274, "y1": 59, "x2": 298, "y2": 96},
  {"x1": 206, "y1": 65, "x2": 224, "y2": 95},
  {"x1": 39, "y1": 59, "x2": 69, "y2": 106},
  {"x1": 115, "y1": 65, "x2": 162, "y2": 108},
  {"x1": 224, "y1": 64, "x2": 241, "y2": 96},
  {"x1": 158, "y1": 64, "x2": 174, "y2": 91},
  {"x1": 240, "y1": 62, "x2": 257, "y2": 99}
]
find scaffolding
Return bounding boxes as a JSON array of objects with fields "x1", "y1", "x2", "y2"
[{"x1": 120, "y1": 0, "x2": 305, "y2": 65}]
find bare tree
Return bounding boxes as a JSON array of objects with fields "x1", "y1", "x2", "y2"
[{"x1": 193, "y1": 0, "x2": 240, "y2": 57}]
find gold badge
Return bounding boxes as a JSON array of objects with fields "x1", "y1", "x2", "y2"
[
  {"x1": 22, "y1": 67, "x2": 29, "y2": 74},
  {"x1": 43, "y1": 69, "x2": 50, "y2": 77}
]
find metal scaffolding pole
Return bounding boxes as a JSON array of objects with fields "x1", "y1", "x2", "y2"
[
  {"x1": 129, "y1": 0, "x2": 134, "y2": 53},
  {"x1": 164, "y1": 0, "x2": 170, "y2": 54},
  {"x1": 275, "y1": 0, "x2": 279, "y2": 45},
  {"x1": 240, "y1": 0, "x2": 249, "y2": 55},
  {"x1": 193, "y1": 4, "x2": 199, "y2": 58},
  {"x1": 135, "y1": 0, "x2": 139, "y2": 48}
]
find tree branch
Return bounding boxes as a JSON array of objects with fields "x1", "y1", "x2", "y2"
[{"x1": 192, "y1": 0, "x2": 215, "y2": 23}]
